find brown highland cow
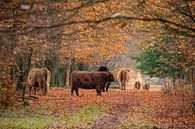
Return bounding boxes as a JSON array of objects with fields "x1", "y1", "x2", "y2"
[{"x1": 70, "y1": 71, "x2": 114, "y2": 96}]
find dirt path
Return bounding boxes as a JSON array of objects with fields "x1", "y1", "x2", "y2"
[{"x1": 89, "y1": 95, "x2": 132, "y2": 129}]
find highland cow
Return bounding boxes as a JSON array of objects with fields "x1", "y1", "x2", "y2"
[
  {"x1": 143, "y1": 83, "x2": 150, "y2": 90},
  {"x1": 135, "y1": 81, "x2": 141, "y2": 90},
  {"x1": 116, "y1": 69, "x2": 130, "y2": 90},
  {"x1": 70, "y1": 71, "x2": 114, "y2": 96},
  {"x1": 27, "y1": 68, "x2": 51, "y2": 95}
]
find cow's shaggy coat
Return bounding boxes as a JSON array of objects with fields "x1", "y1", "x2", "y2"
[
  {"x1": 70, "y1": 71, "x2": 114, "y2": 96},
  {"x1": 116, "y1": 69, "x2": 130, "y2": 90}
]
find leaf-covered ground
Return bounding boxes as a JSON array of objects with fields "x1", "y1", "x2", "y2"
[{"x1": 0, "y1": 88, "x2": 195, "y2": 129}]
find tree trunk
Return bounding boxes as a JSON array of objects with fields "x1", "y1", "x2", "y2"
[
  {"x1": 72, "y1": 59, "x2": 78, "y2": 71},
  {"x1": 51, "y1": 62, "x2": 57, "y2": 86},
  {"x1": 162, "y1": 74, "x2": 166, "y2": 91},
  {"x1": 65, "y1": 60, "x2": 71, "y2": 87},
  {"x1": 191, "y1": 69, "x2": 195, "y2": 93},
  {"x1": 172, "y1": 77, "x2": 176, "y2": 90},
  {"x1": 22, "y1": 83, "x2": 26, "y2": 102}
]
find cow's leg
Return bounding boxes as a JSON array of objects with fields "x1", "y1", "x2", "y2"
[
  {"x1": 33, "y1": 82, "x2": 39, "y2": 94},
  {"x1": 119, "y1": 82, "x2": 123, "y2": 90},
  {"x1": 39, "y1": 81, "x2": 45, "y2": 95},
  {"x1": 40, "y1": 81, "x2": 47, "y2": 96},
  {"x1": 43, "y1": 84, "x2": 47, "y2": 95},
  {"x1": 96, "y1": 85, "x2": 101, "y2": 96},
  {"x1": 41, "y1": 86, "x2": 44, "y2": 95},
  {"x1": 102, "y1": 87, "x2": 105, "y2": 92},
  {"x1": 75, "y1": 87, "x2": 79, "y2": 96},
  {"x1": 147, "y1": 85, "x2": 150, "y2": 90},
  {"x1": 97, "y1": 90, "x2": 101, "y2": 96},
  {"x1": 44, "y1": 82, "x2": 48, "y2": 95},
  {"x1": 71, "y1": 87, "x2": 74, "y2": 96},
  {"x1": 121, "y1": 83, "x2": 124, "y2": 90},
  {"x1": 102, "y1": 83, "x2": 106, "y2": 92},
  {"x1": 46, "y1": 84, "x2": 49, "y2": 95},
  {"x1": 106, "y1": 82, "x2": 110, "y2": 92}
]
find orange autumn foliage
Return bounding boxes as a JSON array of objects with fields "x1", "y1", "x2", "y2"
[{"x1": 25, "y1": 88, "x2": 195, "y2": 129}]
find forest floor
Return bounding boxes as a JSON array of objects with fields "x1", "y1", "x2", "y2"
[{"x1": 0, "y1": 87, "x2": 195, "y2": 129}]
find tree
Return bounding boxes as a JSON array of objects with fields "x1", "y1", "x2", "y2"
[{"x1": 136, "y1": 34, "x2": 194, "y2": 92}]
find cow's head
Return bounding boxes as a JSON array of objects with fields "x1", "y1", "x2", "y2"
[
  {"x1": 98, "y1": 66, "x2": 109, "y2": 72},
  {"x1": 107, "y1": 72, "x2": 115, "y2": 82}
]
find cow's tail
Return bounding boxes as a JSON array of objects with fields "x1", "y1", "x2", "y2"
[
  {"x1": 121, "y1": 70, "x2": 129, "y2": 86},
  {"x1": 120, "y1": 70, "x2": 125, "y2": 86}
]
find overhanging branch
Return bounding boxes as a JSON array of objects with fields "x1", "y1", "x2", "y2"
[{"x1": 1, "y1": 15, "x2": 194, "y2": 36}]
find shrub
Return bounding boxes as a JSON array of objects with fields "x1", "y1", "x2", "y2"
[{"x1": 0, "y1": 82, "x2": 16, "y2": 109}]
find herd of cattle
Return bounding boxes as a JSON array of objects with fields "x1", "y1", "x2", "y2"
[{"x1": 27, "y1": 66, "x2": 150, "y2": 96}]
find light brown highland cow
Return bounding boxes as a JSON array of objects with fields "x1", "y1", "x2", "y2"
[
  {"x1": 116, "y1": 68, "x2": 130, "y2": 90},
  {"x1": 27, "y1": 68, "x2": 51, "y2": 95}
]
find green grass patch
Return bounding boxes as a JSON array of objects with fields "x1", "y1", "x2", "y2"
[
  {"x1": 0, "y1": 116, "x2": 58, "y2": 129},
  {"x1": 66, "y1": 104, "x2": 104, "y2": 127},
  {"x1": 0, "y1": 107, "x2": 59, "y2": 129}
]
